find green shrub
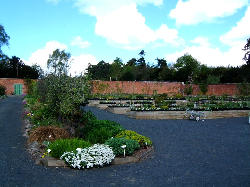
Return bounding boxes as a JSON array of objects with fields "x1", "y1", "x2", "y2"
[
  {"x1": 29, "y1": 102, "x2": 60, "y2": 127},
  {"x1": 80, "y1": 111, "x2": 97, "y2": 123},
  {"x1": 83, "y1": 120, "x2": 124, "y2": 144},
  {"x1": 116, "y1": 130, "x2": 152, "y2": 147},
  {"x1": 199, "y1": 83, "x2": 208, "y2": 95},
  {"x1": 184, "y1": 85, "x2": 193, "y2": 95},
  {"x1": 75, "y1": 111, "x2": 97, "y2": 138},
  {"x1": 105, "y1": 138, "x2": 140, "y2": 156},
  {"x1": 0, "y1": 85, "x2": 6, "y2": 96},
  {"x1": 42, "y1": 75, "x2": 91, "y2": 119},
  {"x1": 48, "y1": 138, "x2": 91, "y2": 158}
]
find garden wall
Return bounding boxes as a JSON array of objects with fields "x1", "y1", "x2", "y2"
[
  {"x1": 191, "y1": 84, "x2": 240, "y2": 96},
  {"x1": 0, "y1": 78, "x2": 28, "y2": 95},
  {"x1": 0, "y1": 78, "x2": 244, "y2": 96},
  {"x1": 92, "y1": 80, "x2": 242, "y2": 96},
  {"x1": 92, "y1": 80, "x2": 183, "y2": 95}
]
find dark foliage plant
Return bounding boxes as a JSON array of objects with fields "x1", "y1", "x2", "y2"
[
  {"x1": 82, "y1": 119, "x2": 125, "y2": 144},
  {"x1": 76, "y1": 112, "x2": 124, "y2": 144},
  {"x1": 105, "y1": 138, "x2": 140, "y2": 156},
  {"x1": 0, "y1": 84, "x2": 6, "y2": 96}
]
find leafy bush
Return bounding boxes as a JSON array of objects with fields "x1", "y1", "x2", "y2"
[
  {"x1": 199, "y1": 83, "x2": 208, "y2": 95},
  {"x1": 184, "y1": 84, "x2": 193, "y2": 95},
  {"x1": 75, "y1": 111, "x2": 102, "y2": 138},
  {"x1": 83, "y1": 120, "x2": 124, "y2": 144},
  {"x1": 80, "y1": 111, "x2": 97, "y2": 123},
  {"x1": 116, "y1": 130, "x2": 152, "y2": 147},
  {"x1": 0, "y1": 84, "x2": 6, "y2": 96},
  {"x1": 105, "y1": 138, "x2": 140, "y2": 156},
  {"x1": 24, "y1": 79, "x2": 38, "y2": 97},
  {"x1": 48, "y1": 138, "x2": 91, "y2": 158},
  {"x1": 41, "y1": 75, "x2": 91, "y2": 119},
  {"x1": 60, "y1": 144, "x2": 115, "y2": 169},
  {"x1": 26, "y1": 99, "x2": 60, "y2": 127}
]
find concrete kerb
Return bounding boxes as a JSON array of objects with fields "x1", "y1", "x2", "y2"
[{"x1": 37, "y1": 146, "x2": 154, "y2": 167}]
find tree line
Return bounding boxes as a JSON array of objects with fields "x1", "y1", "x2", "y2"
[{"x1": 87, "y1": 46, "x2": 250, "y2": 84}]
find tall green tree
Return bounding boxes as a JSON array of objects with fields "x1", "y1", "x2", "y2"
[
  {"x1": 110, "y1": 57, "x2": 123, "y2": 80},
  {"x1": 0, "y1": 24, "x2": 10, "y2": 55},
  {"x1": 243, "y1": 38, "x2": 250, "y2": 65},
  {"x1": 174, "y1": 54, "x2": 201, "y2": 82},
  {"x1": 87, "y1": 60, "x2": 111, "y2": 80},
  {"x1": 47, "y1": 49, "x2": 71, "y2": 76}
]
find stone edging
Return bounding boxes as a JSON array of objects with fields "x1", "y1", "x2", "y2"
[
  {"x1": 37, "y1": 146, "x2": 154, "y2": 167},
  {"x1": 128, "y1": 110, "x2": 250, "y2": 119}
]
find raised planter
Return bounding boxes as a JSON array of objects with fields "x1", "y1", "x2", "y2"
[
  {"x1": 204, "y1": 110, "x2": 250, "y2": 119},
  {"x1": 106, "y1": 106, "x2": 131, "y2": 114},
  {"x1": 128, "y1": 110, "x2": 186, "y2": 119},
  {"x1": 128, "y1": 110, "x2": 250, "y2": 119},
  {"x1": 38, "y1": 146, "x2": 154, "y2": 167}
]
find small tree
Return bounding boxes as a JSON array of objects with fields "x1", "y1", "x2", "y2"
[
  {"x1": 40, "y1": 49, "x2": 91, "y2": 120},
  {"x1": 174, "y1": 54, "x2": 201, "y2": 82},
  {"x1": 0, "y1": 84, "x2": 6, "y2": 96},
  {"x1": 243, "y1": 38, "x2": 250, "y2": 65},
  {"x1": 0, "y1": 24, "x2": 10, "y2": 55},
  {"x1": 47, "y1": 49, "x2": 71, "y2": 76}
]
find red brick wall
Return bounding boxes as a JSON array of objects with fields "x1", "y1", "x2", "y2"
[
  {"x1": 92, "y1": 80, "x2": 242, "y2": 96},
  {"x1": 0, "y1": 78, "x2": 28, "y2": 95},
  {"x1": 192, "y1": 84, "x2": 240, "y2": 96},
  {"x1": 0, "y1": 79, "x2": 243, "y2": 96},
  {"x1": 92, "y1": 80, "x2": 184, "y2": 96}
]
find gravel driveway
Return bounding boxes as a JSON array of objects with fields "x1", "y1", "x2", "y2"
[{"x1": 0, "y1": 96, "x2": 250, "y2": 186}]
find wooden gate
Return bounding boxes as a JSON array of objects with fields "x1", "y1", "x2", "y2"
[{"x1": 14, "y1": 84, "x2": 23, "y2": 95}]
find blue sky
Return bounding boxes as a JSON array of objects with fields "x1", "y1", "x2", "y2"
[{"x1": 1, "y1": 0, "x2": 249, "y2": 75}]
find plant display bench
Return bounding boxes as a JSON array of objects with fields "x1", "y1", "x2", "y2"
[
  {"x1": 128, "y1": 110, "x2": 187, "y2": 119},
  {"x1": 106, "y1": 106, "x2": 131, "y2": 114},
  {"x1": 128, "y1": 110, "x2": 250, "y2": 120},
  {"x1": 204, "y1": 110, "x2": 250, "y2": 119}
]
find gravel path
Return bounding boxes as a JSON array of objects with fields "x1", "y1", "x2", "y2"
[{"x1": 0, "y1": 96, "x2": 250, "y2": 186}]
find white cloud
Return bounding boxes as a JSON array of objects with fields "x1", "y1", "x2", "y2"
[
  {"x1": 73, "y1": 0, "x2": 181, "y2": 49},
  {"x1": 155, "y1": 24, "x2": 184, "y2": 46},
  {"x1": 71, "y1": 36, "x2": 90, "y2": 48},
  {"x1": 95, "y1": 3, "x2": 155, "y2": 49},
  {"x1": 166, "y1": 37, "x2": 245, "y2": 67},
  {"x1": 191, "y1": 37, "x2": 210, "y2": 47},
  {"x1": 220, "y1": 6, "x2": 250, "y2": 46},
  {"x1": 26, "y1": 41, "x2": 67, "y2": 71},
  {"x1": 70, "y1": 54, "x2": 97, "y2": 76},
  {"x1": 25, "y1": 40, "x2": 97, "y2": 76},
  {"x1": 74, "y1": 0, "x2": 163, "y2": 16},
  {"x1": 170, "y1": 0, "x2": 249, "y2": 25}
]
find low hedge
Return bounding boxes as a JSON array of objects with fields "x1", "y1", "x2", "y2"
[
  {"x1": 116, "y1": 130, "x2": 152, "y2": 147},
  {"x1": 105, "y1": 138, "x2": 140, "y2": 156}
]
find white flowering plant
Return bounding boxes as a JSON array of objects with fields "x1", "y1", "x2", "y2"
[{"x1": 60, "y1": 144, "x2": 115, "y2": 169}]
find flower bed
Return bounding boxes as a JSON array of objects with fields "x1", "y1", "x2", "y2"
[{"x1": 23, "y1": 95, "x2": 154, "y2": 170}]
